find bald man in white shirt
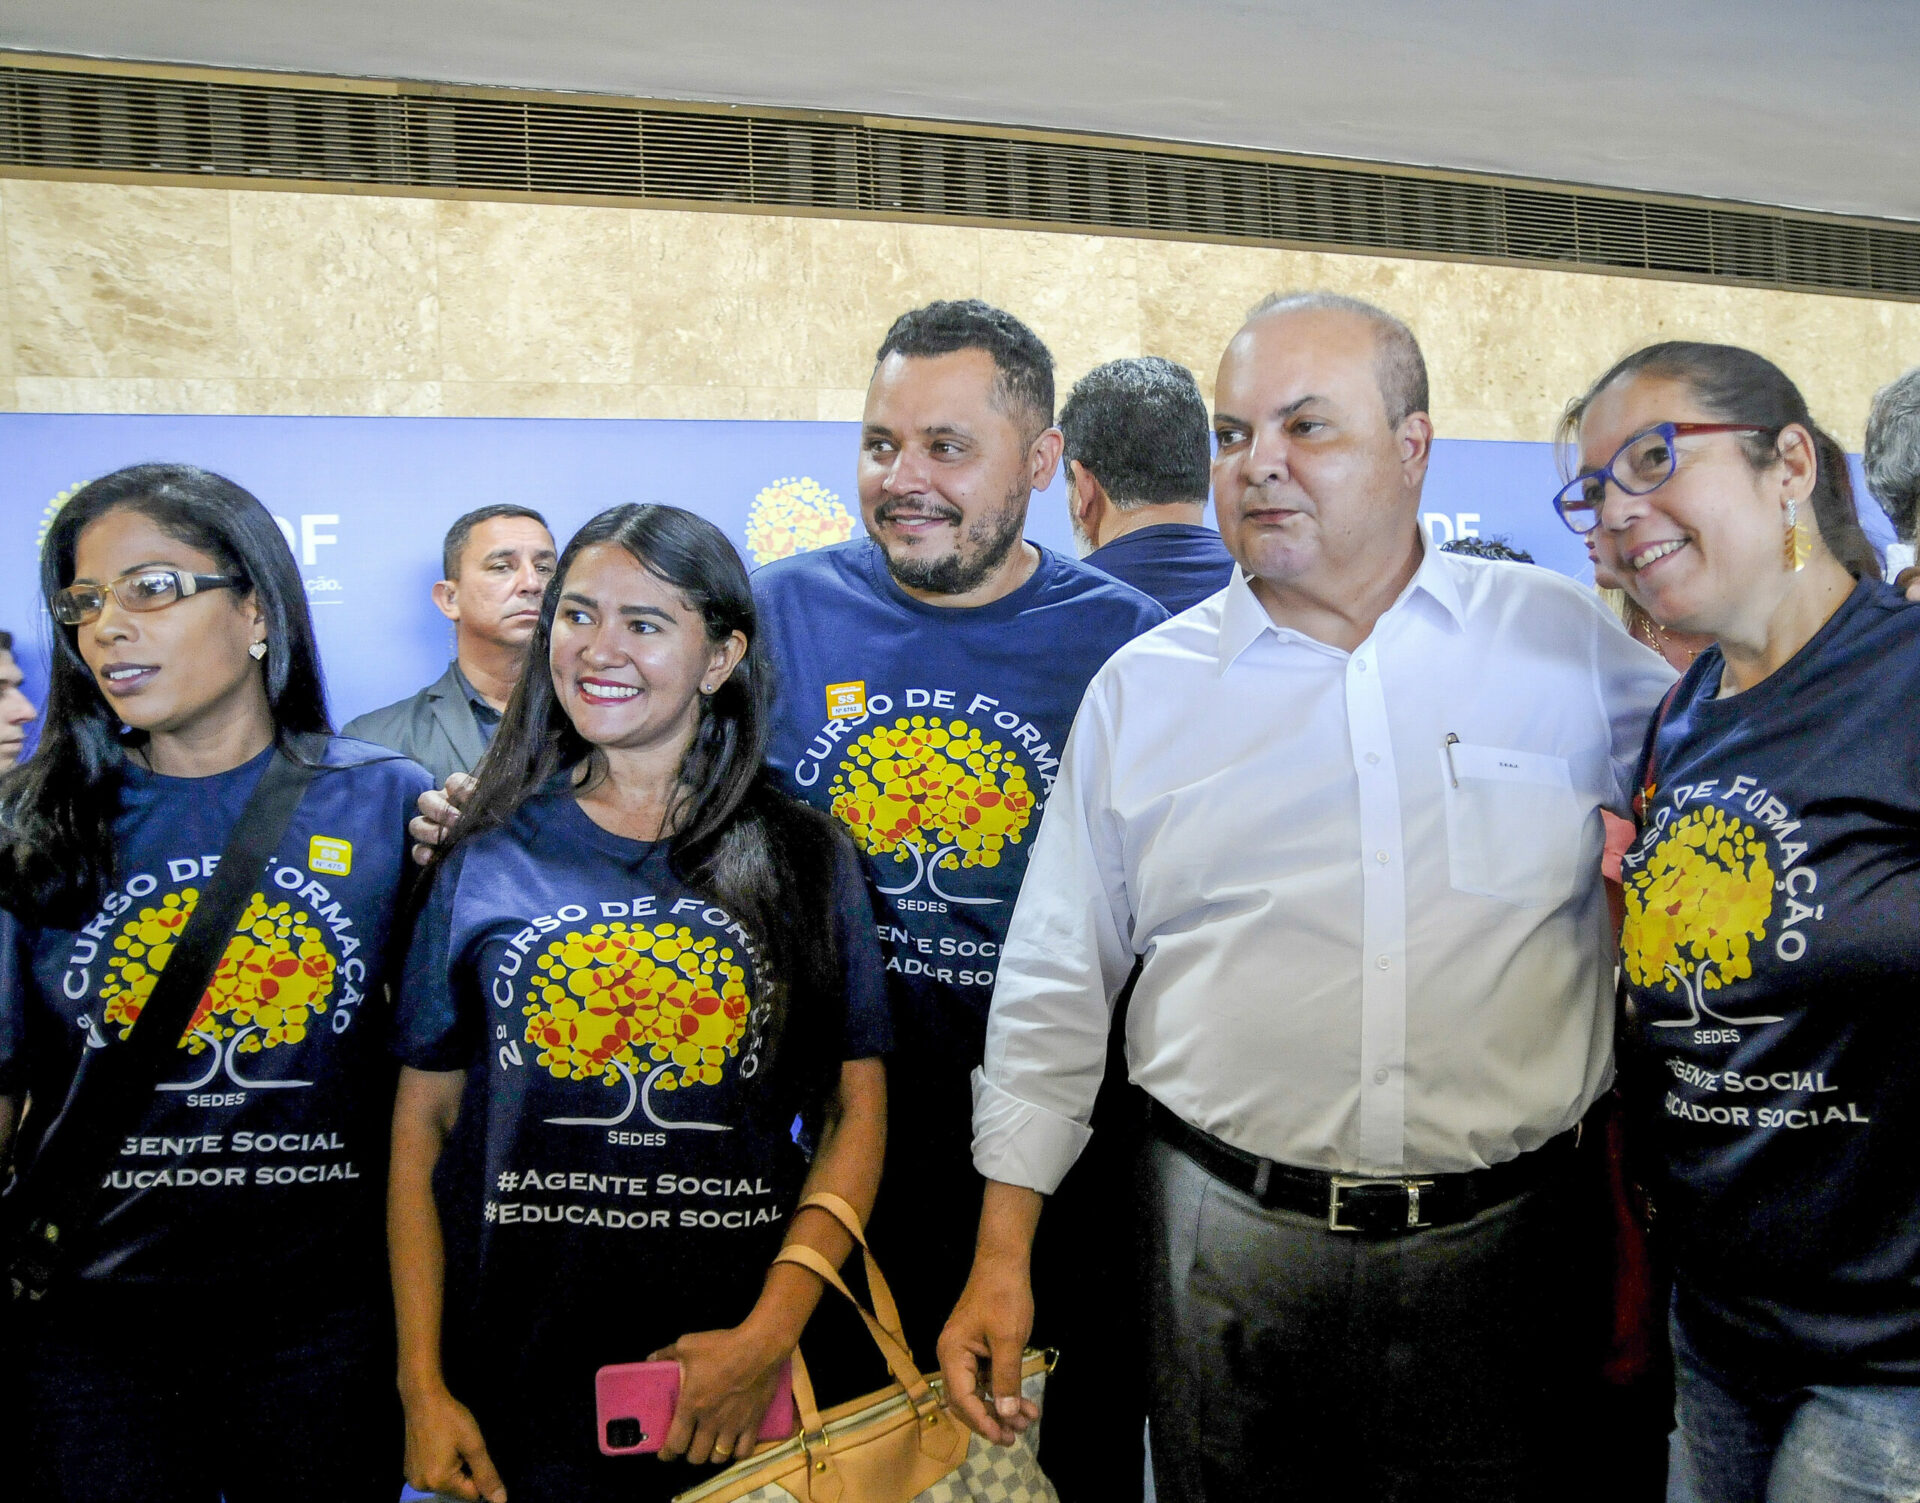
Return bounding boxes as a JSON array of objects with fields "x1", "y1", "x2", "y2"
[{"x1": 937, "y1": 293, "x2": 1674, "y2": 1501}]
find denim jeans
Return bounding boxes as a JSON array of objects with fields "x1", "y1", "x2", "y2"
[{"x1": 1668, "y1": 1305, "x2": 1920, "y2": 1503}]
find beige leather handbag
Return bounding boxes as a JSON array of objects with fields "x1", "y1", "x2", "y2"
[{"x1": 675, "y1": 1192, "x2": 1058, "y2": 1503}]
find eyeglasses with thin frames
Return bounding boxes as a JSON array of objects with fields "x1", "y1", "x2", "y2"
[
  {"x1": 1552, "y1": 422, "x2": 1776, "y2": 535},
  {"x1": 51, "y1": 568, "x2": 247, "y2": 626}
]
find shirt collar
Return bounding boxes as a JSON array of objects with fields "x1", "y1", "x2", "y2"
[
  {"x1": 448, "y1": 660, "x2": 499, "y2": 716},
  {"x1": 1215, "y1": 529, "x2": 1468, "y2": 672}
]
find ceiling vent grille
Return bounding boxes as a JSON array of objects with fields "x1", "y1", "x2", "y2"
[{"x1": 3, "y1": 62, "x2": 1916, "y2": 301}]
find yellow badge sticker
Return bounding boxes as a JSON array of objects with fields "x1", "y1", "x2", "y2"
[
  {"x1": 308, "y1": 836, "x2": 352, "y2": 877},
  {"x1": 825, "y1": 681, "x2": 867, "y2": 721}
]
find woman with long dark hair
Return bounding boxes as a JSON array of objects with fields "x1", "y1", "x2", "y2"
[
  {"x1": 1556, "y1": 344, "x2": 1920, "y2": 1502},
  {"x1": 0, "y1": 463, "x2": 433, "y2": 1501},
  {"x1": 388, "y1": 503, "x2": 889, "y2": 1503}
]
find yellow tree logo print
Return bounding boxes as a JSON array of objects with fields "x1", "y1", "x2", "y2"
[
  {"x1": 745, "y1": 477, "x2": 856, "y2": 567},
  {"x1": 1622, "y1": 806, "x2": 1781, "y2": 1028},
  {"x1": 100, "y1": 889, "x2": 337, "y2": 1091},
  {"x1": 828, "y1": 715, "x2": 1034, "y2": 905},
  {"x1": 521, "y1": 920, "x2": 751, "y2": 1131},
  {"x1": 37, "y1": 482, "x2": 84, "y2": 553}
]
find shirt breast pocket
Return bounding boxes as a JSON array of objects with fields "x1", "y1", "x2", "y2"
[{"x1": 1441, "y1": 742, "x2": 1582, "y2": 908}]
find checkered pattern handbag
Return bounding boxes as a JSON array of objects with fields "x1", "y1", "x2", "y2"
[{"x1": 673, "y1": 1193, "x2": 1059, "y2": 1503}]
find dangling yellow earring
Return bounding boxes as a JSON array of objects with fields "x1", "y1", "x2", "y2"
[{"x1": 1785, "y1": 498, "x2": 1811, "y2": 572}]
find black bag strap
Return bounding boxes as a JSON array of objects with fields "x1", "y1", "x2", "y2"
[{"x1": 7, "y1": 735, "x2": 323, "y2": 1302}]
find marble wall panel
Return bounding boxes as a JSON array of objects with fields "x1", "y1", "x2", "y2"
[
  {"x1": 1134, "y1": 239, "x2": 1318, "y2": 400},
  {"x1": 12, "y1": 376, "x2": 242, "y2": 413},
  {"x1": 802, "y1": 218, "x2": 984, "y2": 386},
  {"x1": 436, "y1": 200, "x2": 633, "y2": 384},
  {"x1": 4, "y1": 181, "x2": 238, "y2": 379},
  {"x1": 0, "y1": 191, "x2": 12, "y2": 381},
  {"x1": 241, "y1": 380, "x2": 446, "y2": 417},
  {"x1": 630, "y1": 210, "x2": 813, "y2": 389},
  {"x1": 0, "y1": 179, "x2": 1914, "y2": 449},
  {"x1": 438, "y1": 381, "x2": 642, "y2": 419},
  {"x1": 231, "y1": 192, "x2": 440, "y2": 381},
  {"x1": 816, "y1": 387, "x2": 870, "y2": 422},
  {"x1": 978, "y1": 228, "x2": 1143, "y2": 394}
]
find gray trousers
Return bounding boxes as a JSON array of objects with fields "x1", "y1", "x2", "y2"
[{"x1": 1140, "y1": 1134, "x2": 1599, "y2": 1503}]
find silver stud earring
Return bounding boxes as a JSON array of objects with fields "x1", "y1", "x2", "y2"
[{"x1": 249, "y1": 641, "x2": 268, "y2": 660}]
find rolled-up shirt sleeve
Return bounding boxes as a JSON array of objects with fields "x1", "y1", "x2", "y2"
[{"x1": 972, "y1": 686, "x2": 1137, "y2": 1194}]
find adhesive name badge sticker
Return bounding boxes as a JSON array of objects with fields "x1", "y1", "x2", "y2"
[
  {"x1": 308, "y1": 835, "x2": 352, "y2": 876},
  {"x1": 825, "y1": 681, "x2": 866, "y2": 721},
  {"x1": 1447, "y1": 742, "x2": 1575, "y2": 790}
]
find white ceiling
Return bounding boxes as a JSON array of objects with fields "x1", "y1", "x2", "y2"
[{"x1": 5, "y1": 0, "x2": 1917, "y2": 222}]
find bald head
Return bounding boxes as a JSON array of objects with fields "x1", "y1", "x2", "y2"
[{"x1": 1244, "y1": 292, "x2": 1428, "y2": 428}]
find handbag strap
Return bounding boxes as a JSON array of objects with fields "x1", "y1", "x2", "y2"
[
  {"x1": 8, "y1": 736, "x2": 323, "y2": 1301},
  {"x1": 774, "y1": 1242, "x2": 937, "y2": 1417},
  {"x1": 790, "y1": 1191, "x2": 908, "y2": 1352}
]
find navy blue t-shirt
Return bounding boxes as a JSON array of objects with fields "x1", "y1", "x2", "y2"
[
  {"x1": 1622, "y1": 579, "x2": 1920, "y2": 1382},
  {"x1": 394, "y1": 783, "x2": 890, "y2": 1438},
  {"x1": 753, "y1": 538, "x2": 1166, "y2": 1076},
  {"x1": 0, "y1": 738, "x2": 432, "y2": 1300},
  {"x1": 1083, "y1": 522, "x2": 1236, "y2": 614}
]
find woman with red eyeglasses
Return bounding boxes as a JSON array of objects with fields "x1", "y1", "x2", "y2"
[{"x1": 1556, "y1": 342, "x2": 1916, "y2": 1503}]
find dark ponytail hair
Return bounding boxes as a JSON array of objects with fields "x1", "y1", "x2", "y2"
[
  {"x1": 447, "y1": 502, "x2": 846, "y2": 1126},
  {"x1": 0, "y1": 463, "x2": 330, "y2": 926},
  {"x1": 1558, "y1": 341, "x2": 1880, "y2": 580}
]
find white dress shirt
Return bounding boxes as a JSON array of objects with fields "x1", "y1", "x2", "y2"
[{"x1": 972, "y1": 540, "x2": 1675, "y2": 1192}]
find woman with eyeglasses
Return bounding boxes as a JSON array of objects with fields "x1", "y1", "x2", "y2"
[
  {"x1": 0, "y1": 464, "x2": 433, "y2": 1502},
  {"x1": 387, "y1": 504, "x2": 888, "y2": 1503},
  {"x1": 1556, "y1": 343, "x2": 1918, "y2": 1503}
]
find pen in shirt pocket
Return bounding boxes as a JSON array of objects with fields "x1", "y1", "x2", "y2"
[{"x1": 1444, "y1": 732, "x2": 1461, "y2": 788}]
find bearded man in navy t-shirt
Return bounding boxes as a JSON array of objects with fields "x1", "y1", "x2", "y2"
[{"x1": 754, "y1": 301, "x2": 1166, "y2": 1500}]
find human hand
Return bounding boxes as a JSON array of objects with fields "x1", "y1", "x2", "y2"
[
  {"x1": 937, "y1": 1255, "x2": 1040, "y2": 1446},
  {"x1": 401, "y1": 1381, "x2": 506, "y2": 1503},
  {"x1": 410, "y1": 773, "x2": 476, "y2": 867},
  {"x1": 648, "y1": 1324, "x2": 791, "y2": 1468}
]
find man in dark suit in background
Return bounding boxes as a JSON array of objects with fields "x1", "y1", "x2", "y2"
[
  {"x1": 1062, "y1": 356, "x2": 1235, "y2": 613},
  {"x1": 344, "y1": 504, "x2": 555, "y2": 783}
]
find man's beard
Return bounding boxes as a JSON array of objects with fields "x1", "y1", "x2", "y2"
[{"x1": 878, "y1": 488, "x2": 1028, "y2": 596}]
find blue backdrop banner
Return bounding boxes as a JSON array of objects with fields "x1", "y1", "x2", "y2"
[{"x1": 1, "y1": 414, "x2": 1890, "y2": 755}]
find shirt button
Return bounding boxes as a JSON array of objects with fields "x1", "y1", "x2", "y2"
[
  {"x1": 1375, "y1": 850, "x2": 1389, "y2": 864},
  {"x1": 1375, "y1": 955, "x2": 1390, "y2": 971},
  {"x1": 1373, "y1": 1068, "x2": 1390, "y2": 1085},
  {"x1": 1365, "y1": 752, "x2": 1380, "y2": 765},
  {"x1": 1354, "y1": 659, "x2": 1369, "y2": 673}
]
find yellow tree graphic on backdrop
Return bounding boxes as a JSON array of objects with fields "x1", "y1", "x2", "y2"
[
  {"x1": 102, "y1": 889, "x2": 338, "y2": 1090},
  {"x1": 1622, "y1": 805, "x2": 1781, "y2": 1027},
  {"x1": 745, "y1": 477, "x2": 856, "y2": 566},
  {"x1": 522, "y1": 920, "x2": 751, "y2": 1131},
  {"x1": 828, "y1": 716, "x2": 1035, "y2": 904}
]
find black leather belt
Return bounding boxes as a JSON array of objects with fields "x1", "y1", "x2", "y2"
[{"x1": 1149, "y1": 1101, "x2": 1578, "y2": 1235}]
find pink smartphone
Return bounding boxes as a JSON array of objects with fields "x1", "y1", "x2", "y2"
[{"x1": 595, "y1": 1358, "x2": 798, "y2": 1456}]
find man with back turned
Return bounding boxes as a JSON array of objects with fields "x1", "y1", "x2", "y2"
[{"x1": 1060, "y1": 356, "x2": 1234, "y2": 613}]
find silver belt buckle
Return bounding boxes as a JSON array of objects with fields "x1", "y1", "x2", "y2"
[{"x1": 1327, "y1": 1175, "x2": 1437, "y2": 1232}]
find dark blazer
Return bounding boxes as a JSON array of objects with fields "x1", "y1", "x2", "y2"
[{"x1": 340, "y1": 663, "x2": 488, "y2": 787}]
